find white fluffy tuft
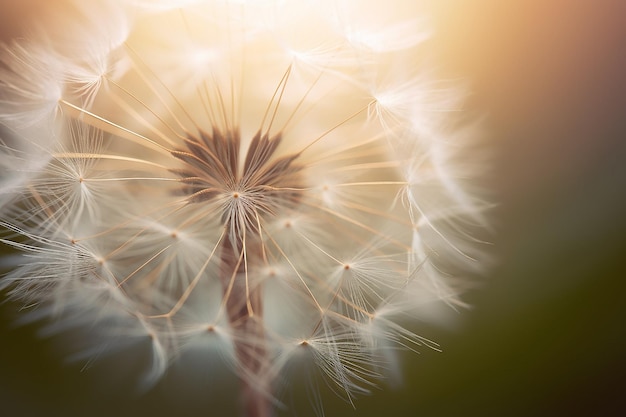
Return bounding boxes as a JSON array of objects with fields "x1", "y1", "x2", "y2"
[{"x1": 0, "y1": 0, "x2": 491, "y2": 414}]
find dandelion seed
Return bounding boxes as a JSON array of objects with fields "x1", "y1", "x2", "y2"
[{"x1": 0, "y1": 1, "x2": 489, "y2": 416}]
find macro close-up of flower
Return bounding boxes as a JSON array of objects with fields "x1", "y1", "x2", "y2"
[
  {"x1": 0, "y1": 1, "x2": 488, "y2": 415},
  {"x1": 3, "y1": 1, "x2": 625, "y2": 417}
]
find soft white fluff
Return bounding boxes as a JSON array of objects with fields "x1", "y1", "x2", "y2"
[{"x1": 0, "y1": 0, "x2": 490, "y2": 413}]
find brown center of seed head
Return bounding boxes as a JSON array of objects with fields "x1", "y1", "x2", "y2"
[{"x1": 172, "y1": 127, "x2": 304, "y2": 241}]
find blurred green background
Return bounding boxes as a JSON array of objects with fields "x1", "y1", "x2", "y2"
[{"x1": 2, "y1": 0, "x2": 625, "y2": 416}]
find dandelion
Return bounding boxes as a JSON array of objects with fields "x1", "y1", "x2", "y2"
[{"x1": 0, "y1": 1, "x2": 489, "y2": 416}]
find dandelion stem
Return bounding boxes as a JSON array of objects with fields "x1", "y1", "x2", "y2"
[{"x1": 219, "y1": 231, "x2": 272, "y2": 417}]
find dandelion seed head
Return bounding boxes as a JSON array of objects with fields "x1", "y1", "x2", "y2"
[{"x1": 1, "y1": 0, "x2": 491, "y2": 414}]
